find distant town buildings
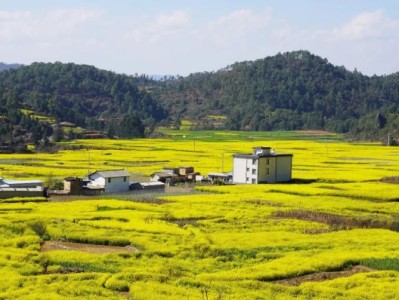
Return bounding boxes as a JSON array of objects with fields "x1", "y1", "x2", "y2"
[{"x1": 232, "y1": 146, "x2": 293, "y2": 184}]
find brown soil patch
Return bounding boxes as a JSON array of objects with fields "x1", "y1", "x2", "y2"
[
  {"x1": 41, "y1": 241, "x2": 138, "y2": 254},
  {"x1": 295, "y1": 130, "x2": 334, "y2": 136},
  {"x1": 381, "y1": 176, "x2": 399, "y2": 184},
  {"x1": 273, "y1": 265, "x2": 373, "y2": 286}
]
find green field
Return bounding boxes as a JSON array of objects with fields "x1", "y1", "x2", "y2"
[{"x1": 1, "y1": 131, "x2": 399, "y2": 299}]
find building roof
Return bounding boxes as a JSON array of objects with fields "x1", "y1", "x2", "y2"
[
  {"x1": 208, "y1": 172, "x2": 233, "y2": 178},
  {"x1": 150, "y1": 172, "x2": 178, "y2": 179},
  {"x1": 233, "y1": 153, "x2": 293, "y2": 159},
  {"x1": 88, "y1": 169, "x2": 130, "y2": 178},
  {"x1": 0, "y1": 178, "x2": 43, "y2": 187}
]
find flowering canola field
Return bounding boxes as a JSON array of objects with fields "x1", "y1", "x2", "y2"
[{"x1": 1, "y1": 132, "x2": 399, "y2": 299}]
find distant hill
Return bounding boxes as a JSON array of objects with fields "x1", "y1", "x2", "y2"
[
  {"x1": 149, "y1": 50, "x2": 399, "y2": 140},
  {"x1": 0, "y1": 62, "x2": 21, "y2": 72},
  {"x1": 1, "y1": 51, "x2": 399, "y2": 150},
  {"x1": 0, "y1": 62, "x2": 168, "y2": 149}
]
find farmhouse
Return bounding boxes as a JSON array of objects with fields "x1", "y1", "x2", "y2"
[
  {"x1": 87, "y1": 169, "x2": 130, "y2": 193},
  {"x1": 233, "y1": 147, "x2": 293, "y2": 184}
]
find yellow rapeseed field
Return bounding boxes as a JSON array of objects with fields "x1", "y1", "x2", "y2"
[{"x1": 1, "y1": 132, "x2": 399, "y2": 299}]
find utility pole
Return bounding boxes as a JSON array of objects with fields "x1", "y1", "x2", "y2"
[{"x1": 87, "y1": 149, "x2": 91, "y2": 175}]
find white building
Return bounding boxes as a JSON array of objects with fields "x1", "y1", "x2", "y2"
[
  {"x1": 233, "y1": 147, "x2": 293, "y2": 184},
  {"x1": 87, "y1": 169, "x2": 130, "y2": 193}
]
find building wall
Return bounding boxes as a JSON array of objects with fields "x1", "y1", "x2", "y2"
[
  {"x1": 275, "y1": 156, "x2": 292, "y2": 182},
  {"x1": 233, "y1": 157, "x2": 259, "y2": 184},
  {"x1": 258, "y1": 157, "x2": 277, "y2": 183},
  {"x1": 233, "y1": 157, "x2": 249, "y2": 183}
]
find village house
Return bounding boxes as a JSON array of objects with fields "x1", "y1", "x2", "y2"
[
  {"x1": 87, "y1": 169, "x2": 130, "y2": 193},
  {"x1": 233, "y1": 147, "x2": 293, "y2": 184}
]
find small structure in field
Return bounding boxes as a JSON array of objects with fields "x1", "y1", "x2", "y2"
[
  {"x1": 233, "y1": 146, "x2": 293, "y2": 184},
  {"x1": 0, "y1": 177, "x2": 45, "y2": 198},
  {"x1": 87, "y1": 169, "x2": 130, "y2": 193},
  {"x1": 208, "y1": 172, "x2": 233, "y2": 184},
  {"x1": 150, "y1": 166, "x2": 200, "y2": 184},
  {"x1": 63, "y1": 177, "x2": 83, "y2": 195},
  {"x1": 0, "y1": 177, "x2": 43, "y2": 188}
]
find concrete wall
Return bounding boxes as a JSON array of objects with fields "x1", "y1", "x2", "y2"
[
  {"x1": 0, "y1": 187, "x2": 45, "y2": 199},
  {"x1": 233, "y1": 157, "x2": 249, "y2": 183},
  {"x1": 275, "y1": 156, "x2": 292, "y2": 182},
  {"x1": 233, "y1": 157, "x2": 259, "y2": 184},
  {"x1": 258, "y1": 157, "x2": 277, "y2": 183}
]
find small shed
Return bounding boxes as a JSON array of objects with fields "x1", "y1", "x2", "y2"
[
  {"x1": 162, "y1": 167, "x2": 179, "y2": 175},
  {"x1": 179, "y1": 166, "x2": 194, "y2": 176},
  {"x1": 64, "y1": 177, "x2": 83, "y2": 195},
  {"x1": 0, "y1": 177, "x2": 43, "y2": 188},
  {"x1": 208, "y1": 172, "x2": 233, "y2": 184},
  {"x1": 150, "y1": 172, "x2": 179, "y2": 183}
]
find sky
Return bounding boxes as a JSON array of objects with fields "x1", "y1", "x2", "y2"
[{"x1": 1, "y1": 0, "x2": 399, "y2": 76}]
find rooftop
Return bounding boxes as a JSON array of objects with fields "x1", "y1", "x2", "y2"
[{"x1": 88, "y1": 169, "x2": 131, "y2": 178}]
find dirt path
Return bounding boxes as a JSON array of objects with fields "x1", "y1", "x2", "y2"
[
  {"x1": 295, "y1": 130, "x2": 335, "y2": 136},
  {"x1": 273, "y1": 265, "x2": 373, "y2": 286},
  {"x1": 41, "y1": 241, "x2": 138, "y2": 254}
]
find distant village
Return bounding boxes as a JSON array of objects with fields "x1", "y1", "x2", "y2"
[{"x1": 0, "y1": 147, "x2": 293, "y2": 199}]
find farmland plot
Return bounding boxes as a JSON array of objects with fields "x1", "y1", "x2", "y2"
[{"x1": 1, "y1": 132, "x2": 399, "y2": 299}]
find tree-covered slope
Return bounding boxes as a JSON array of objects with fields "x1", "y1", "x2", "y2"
[
  {"x1": 151, "y1": 51, "x2": 399, "y2": 139},
  {"x1": 0, "y1": 62, "x2": 168, "y2": 147}
]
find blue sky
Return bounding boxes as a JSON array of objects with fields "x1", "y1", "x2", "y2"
[{"x1": 1, "y1": 1, "x2": 399, "y2": 76}]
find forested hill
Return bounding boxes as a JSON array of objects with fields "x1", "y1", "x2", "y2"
[
  {"x1": 0, "y1": 62, "x2": 167, "y2": 149},
  {"x1": 151, "y1": 50, "x2": 399, "y2": 139},
  {"x1": 0, "y1": 62, "x2": 21, "y2": 72}
]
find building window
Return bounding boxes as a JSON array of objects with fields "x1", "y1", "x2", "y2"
[
  {"x1": 123, "y1": 177, "x2": 127, "y2": 182},
  {"x1": 252, "y1": 159, "x2": 256, "y2": 165},
  {"x1": 246, "y1": 167, "x2": 249, "y2": 172},
  {"x1": 251, "y1": 179, "x2": 256, "y2": 184},
  {"x1": 266, "y1": 168, "x2": 269, "y2": 175},
  {"x1": 108, "y1": 178, "x2": 111, "y2": 183},
  {"x1": 246, "y1": 177, "x2": 249, "y2": 182},
  {"x1": 266, "y1": 158, "x2": 269, "y2": 165},
  {"x1": 252, "y1": 169, "x2": 256, "y2": 175}
]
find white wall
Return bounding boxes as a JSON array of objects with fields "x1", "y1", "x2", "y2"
[{"x1": 233, "y1": 157, "x2": 249, "y2": 183}]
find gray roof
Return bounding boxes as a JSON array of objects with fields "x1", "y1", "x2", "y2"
[
  {"x1": 233, "y1": 153, "x2": 293, "y2": 159},
  {"x1": 89, "y1": 170, "x2": 130, "y2": 178}
]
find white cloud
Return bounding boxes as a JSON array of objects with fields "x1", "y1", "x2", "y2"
[
  {"x1": 206, "y1": 9, "x2": 272, "y2": 39},
  {"x1": 0, "y1": 11, "x2": 35, "y2": 39},
  {"x1": 331, "y1": 10, "x2": 399, "y2": 41},
  {"x1": 155, "y1": 10, "x2": 190, "y2": 27},
  {"x1": 0, "y1": 8, "x2": 103, "y2": 40}
]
